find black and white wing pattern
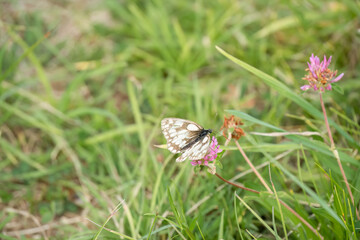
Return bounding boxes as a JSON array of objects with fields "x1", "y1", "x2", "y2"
[{"x1": 161, "y1": 118, "x2": 212, "y2": 162}]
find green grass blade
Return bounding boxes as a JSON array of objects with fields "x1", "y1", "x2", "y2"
[
  {"x1": 218, "y1": 209, "x2": 224, "y2": 240},
  {"x1": 236, "y1": 194, "x2": 280, "y2": 239},
  {"x1": 227, "y1": 110, "x2": 358, "y2": 168},
  {"x1": 5, "y1": 27, "x2": 54, "y2": 102},
  {"x1": 228, "y1": 110, "x2": 347, "y2": 228},
  {"x1": 216, "y1": 46, "x2": 358, "y2": 148}
]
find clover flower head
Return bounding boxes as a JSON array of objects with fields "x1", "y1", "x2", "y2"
[
  {"x1": 301, "y1": 54, "x2": 344, "y2": 92},
  {"x1": 220, "y1": 115, "x2": 245, "y2": 140},
  {"x1": 191, "y1": 136, "x2": 222, "y2": 166}
]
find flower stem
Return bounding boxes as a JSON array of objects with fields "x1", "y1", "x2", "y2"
[
  {"x1": 214, "y1": 173, "x2": 259, "y2": 193},
  {"x1": 220, "y1": 127, "x2": 323, "y2": 237},
  {"x1": 319, "y1": 93, "x2": 356, "y2": 211},
  {"x1": 235, "y1": 141, "x2": 273, "y2": 193},
  {"x1": 277, "y1": 200, "x2": 323, "y2": 240},
  {"x1": 215, "y1": 172, "x2": 323, "y2": 239}
]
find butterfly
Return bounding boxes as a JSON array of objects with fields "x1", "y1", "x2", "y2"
[{"x1": 161, "y1": 118, "x2": 212, "y2": 162}]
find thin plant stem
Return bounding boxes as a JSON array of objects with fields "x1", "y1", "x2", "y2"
[
  {"x1": 319, "y1": 93, "x2": 357, "y2": 218},
  {"x1": 214, "y1": 172, "x2": 323, "y2": 239},
  {"x1": 234, "y1": 140, "x2": 273, "y2": 193},
  {"x1": 214, "y1": 173, "x2": 259, "y2": 193},
  {"x1": 224, "y1": 132, "x2": 232, "y2": 146},
  {"x1": 234, "y1": 137, "x2": 323, "y2": 238},
  {"x1": 278, "y1": 200, "x2": 323, "y2": 240},
  {"x1": 218, "y1": 130, "x2": 322, "y2": 237}
]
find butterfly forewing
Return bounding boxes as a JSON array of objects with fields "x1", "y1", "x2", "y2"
[
  {"x1": 161, "y1": 118, "x2": 211, "y2": 162},
  {"x1": 161, "y1": 118, "x2": 201, "y2": 152}
]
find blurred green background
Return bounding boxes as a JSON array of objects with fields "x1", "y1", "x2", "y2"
[{"x1": 1, "y1": 0, "x2": 359, "y2": 239}]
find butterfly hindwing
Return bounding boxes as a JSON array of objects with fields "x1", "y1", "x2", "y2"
[
  {"x1": 161, "y1": 118, "x2": 211, "y2": 162},
  {"x1": 175, "y1": 134, "x2": 210, "y2": 162}
]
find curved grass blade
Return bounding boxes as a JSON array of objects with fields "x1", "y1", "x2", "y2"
[
  {"x1": 227, "y1": 110, "x2": 358, "y2": 168},
  {"x1": 216, "y1": 46, "x2": 358, "y2": 148}
]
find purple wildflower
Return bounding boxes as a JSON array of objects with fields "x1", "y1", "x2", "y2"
[
  {"x1": 301, "y1": 54, "x2": 344, "y2": 92},
  {"x1": 191, "y1": 136, "x2": 223, "y2": 166}
]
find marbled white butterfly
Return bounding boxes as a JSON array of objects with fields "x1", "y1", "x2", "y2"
[{"x1": 161, "y1": 118, "x2": 212, "y2": 162}]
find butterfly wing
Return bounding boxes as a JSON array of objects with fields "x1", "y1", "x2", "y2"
[
  {"x1": 161, "y1": 118, "x2": 211, "y2": 162},
  {"x1": 161, "y1": 118, "x2": 202, "y2": 153},
  {"x1": 175, "y1": 134, "x2": 210, "y2": 162}
]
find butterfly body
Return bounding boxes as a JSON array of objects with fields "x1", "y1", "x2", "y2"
[
  {"x1": 161, "y1": 118, "x2": 212, "y2": 162},
  {"x1": 181, "y1": 128, "x2": 212, "y2": 151}
]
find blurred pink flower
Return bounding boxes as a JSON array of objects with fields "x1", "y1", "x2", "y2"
[
  {"x1": 301, "y1": 54, "x2": 344, "y2": 92},
  {"x1": 191, "y1": 136, "x2": 222, "y2": 166}
]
